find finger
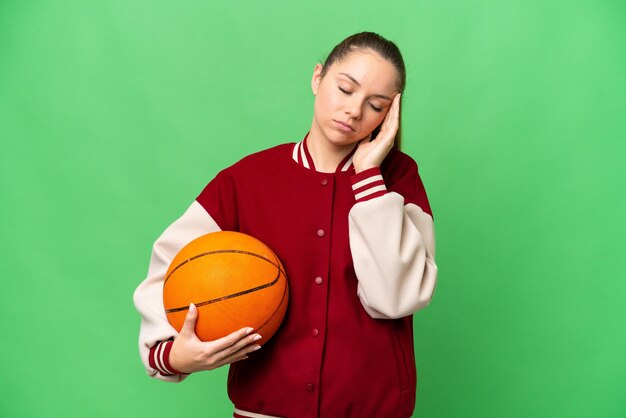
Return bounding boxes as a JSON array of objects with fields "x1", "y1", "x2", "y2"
[
  {"x1": 180, "y1": 303, "x2": 198, "y2": 336},
  {"x1": 229, "y1": 355, "x2": 250, "y2": 364},
  {"x1": 388, "y1": 94, "x2": 400, "y2": 125},
  {"x1": 380, "y1": 96, "x2": 398, "y2": 134},
  {"x1": 377, "y1": 114, "x2": 395, "y2": 144},
  {"x1": 219, "y1": 343, "x2": 261, "y2": 366},
  {"x1": 214, "y1": 332, "x2": 262, "y2": 359},
  {"x1": 380, "y1": 108, "x2": 392, "y2": 133},
  {"x1": 209, "y1": 352, "x2": 251, "y2": 370},
  {"x1": 385, "y1": 94, "x2": 401, "y2": 136},
  {"x1": 394, "y1": 93, "x2": 401, "y2": 118},
  {"x1": 210, "y1": 327, "x2": 255, "y2": 351}
]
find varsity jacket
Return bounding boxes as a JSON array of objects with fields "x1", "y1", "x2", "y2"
[{"x1": 133, "y1": 132, "x2": 438, "y2": 418}]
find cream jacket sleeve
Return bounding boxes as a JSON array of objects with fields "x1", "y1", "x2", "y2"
[
  {"x1": 133, "y1": 201, "x2": 221, "y2": 382},
  {"x1": 348, "y1": 163, "x2": 438, "y2": 319}
]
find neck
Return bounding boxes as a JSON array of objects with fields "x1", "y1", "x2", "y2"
[{"x1": 306, "y1": 124, "x2": 356, "y2": 173}]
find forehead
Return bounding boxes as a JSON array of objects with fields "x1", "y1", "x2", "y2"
[{"x1": 329, "y1": 50, "x2": 399, "y2": 94}]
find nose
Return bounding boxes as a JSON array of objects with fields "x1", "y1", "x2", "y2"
[{"x1": 344, "y1": 97, "x2": 362, "y2": 120}]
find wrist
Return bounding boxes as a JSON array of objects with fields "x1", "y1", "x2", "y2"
[
  {"x1": 349, "y1": 167, "x2": 388, "y2": 203},
  {"x1": 353, "y1": 164, "x2": 376, "y2": 175},
  {"x1": 149, "y1": 340, "x2": 188, "y2": 375}
]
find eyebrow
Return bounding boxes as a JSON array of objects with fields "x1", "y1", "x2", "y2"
[{"x1": 338, "y1": 72, "x2": 393, "y2": 101}]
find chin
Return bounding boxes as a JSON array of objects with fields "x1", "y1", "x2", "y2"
[{"x1": 329, "y1": 134, "x2": 359, "y2": 147}]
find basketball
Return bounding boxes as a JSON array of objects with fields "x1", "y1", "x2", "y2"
[{"x1": 163, "y1": 231, "x2": 289, "y2": 345}]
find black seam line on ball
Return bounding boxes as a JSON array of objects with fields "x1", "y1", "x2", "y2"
[
  {"x1": 164, "y1": 249, "x2": 286, "y2": 286},
  {"x1": 254, "y1": 274, "x2": 289, "y2": 333},
  {"x1": 165, "y1": 262, "x2": 282, "y2": 314}
]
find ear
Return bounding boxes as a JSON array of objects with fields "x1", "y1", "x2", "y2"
[{"x1": 311, "y1": 63, "x2": 323, "y2": 95}]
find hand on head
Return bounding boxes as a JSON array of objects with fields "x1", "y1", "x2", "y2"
[{"x1": 352, "y1": 92, "x2": 401, "y2": 173}]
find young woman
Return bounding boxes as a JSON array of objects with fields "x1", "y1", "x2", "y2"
[{"x1": 133, "y1": 31, "x2": 438, "y2": 418}]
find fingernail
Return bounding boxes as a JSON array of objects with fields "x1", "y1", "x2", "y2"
[
  {"x1": 189, "y1": 303, "x2": 196, "y2": 313},
  {"x1": 245, "y1": 327, "x2": 254, "y2": 335},
  {"x1": 253, "y1": 345, "x2": 261, "y2": 351},
  {"x1": 253, "y1": 334, "x2": 262, "y2": 342}
]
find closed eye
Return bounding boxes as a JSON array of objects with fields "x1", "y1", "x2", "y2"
[{"x1": 339, "y1": 86, "x2": 383, "y2": 112}]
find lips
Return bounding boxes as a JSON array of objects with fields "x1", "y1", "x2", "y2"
[{"x1": 334, "y1": 120, "x2": 355, "y2": 132}]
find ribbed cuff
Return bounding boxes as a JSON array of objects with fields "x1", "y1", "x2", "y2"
[
  {"x1": 148, "y1": 340, "x2": 186, "y2": 376},
  {"x1": 350, "y1": 167, "x2": 388, "y2": 203}
]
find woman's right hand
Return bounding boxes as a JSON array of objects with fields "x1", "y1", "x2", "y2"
[{"x1": 169, "y1": 303, "x2": 262, "y2": 374}]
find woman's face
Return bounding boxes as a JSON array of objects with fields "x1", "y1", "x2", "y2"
[{"x1": 311, "y1": 49, "x2": 400, "y2": 147}]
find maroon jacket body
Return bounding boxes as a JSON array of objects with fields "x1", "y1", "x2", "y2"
[{"x1": 133, "y1": 133, "x2": 438, "y2": 418}]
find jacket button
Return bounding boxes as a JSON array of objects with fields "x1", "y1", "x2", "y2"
[
  {"x1": 311, "y1": 329, "x2": 319, "y2": 337},
  {"x1": 314, "y1": 276, "x2": 323, "y2": 285},
  {"x1": 321, "y1": 178, "x2": 328, "y2": 186},
  {"x1": 306, "y1": 383, "x2": 315, "y2": 392},
  {"x1": 317, "y1": 229, "x2": 325, "y2": 237}
]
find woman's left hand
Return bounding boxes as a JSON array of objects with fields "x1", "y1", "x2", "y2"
[{"x1": 352, "y1": 92, "x2": 401, "y2": 173}]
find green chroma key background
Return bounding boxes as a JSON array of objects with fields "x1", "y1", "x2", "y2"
[{"x1": 1, "y1": 1, "x2": 624, "y2": 417}]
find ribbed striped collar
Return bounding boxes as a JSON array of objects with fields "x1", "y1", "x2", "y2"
[{"x1": 292, "y1": 132, "x2": 356, "y2": 173}]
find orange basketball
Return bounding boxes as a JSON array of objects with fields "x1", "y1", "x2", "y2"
[{"x1": 163, "y1": 231, "x2": 289, "y2": 344}]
